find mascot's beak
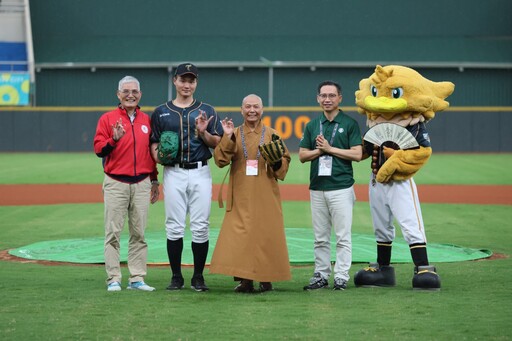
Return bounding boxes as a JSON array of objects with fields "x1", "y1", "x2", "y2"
[{"x1": 364, "y1": 96, "x2": 407, "y2": 113}]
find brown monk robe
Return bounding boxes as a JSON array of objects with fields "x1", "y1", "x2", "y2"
[{"x1": 210, "y1": 94, "x2": 292, "y2": 292}]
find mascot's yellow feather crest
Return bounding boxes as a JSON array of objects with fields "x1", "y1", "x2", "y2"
[
  {"x1": 356, "y1": 65, "x2": 454, "y2": 181},
  {"x1": 356, "y1": 65, "x2": 454, "y2": 125}
]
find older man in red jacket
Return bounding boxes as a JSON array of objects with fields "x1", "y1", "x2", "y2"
[{"x1": 94, "y1": 76, "x2": 159, "y2": 292}]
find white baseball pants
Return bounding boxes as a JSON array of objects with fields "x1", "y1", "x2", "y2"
[
  {"x1": 369, "y1": 177, "x2": 427, "y2": 245},
  {"x1": 162, "y1": 164, "x2": 212, "y2": 243}
]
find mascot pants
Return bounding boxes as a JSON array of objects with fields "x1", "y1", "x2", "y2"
[{"x1": 369, "y1": 177, "x2": 427, "y2": 245}]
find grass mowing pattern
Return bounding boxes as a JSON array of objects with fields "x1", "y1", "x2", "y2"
[
  {"x1": 1, "y1": 153, "x2": 512, "y2": 185},
  {"x1": 0, "y1": 153, "x2": 511, "y2": 340}
]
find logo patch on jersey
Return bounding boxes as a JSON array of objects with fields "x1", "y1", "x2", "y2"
[
  {"x1": 141, "y1": 125, "x2": 149, "y2": 134},
  {"x1": 338, "y1": 128, "x2": 344, "y2": 134}
]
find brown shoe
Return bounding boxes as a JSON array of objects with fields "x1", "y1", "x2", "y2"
[
  {"x1": 234, "y1": 279, "x2": 255, "y2": 293},
  {"x1": 259, "y1": 282, "x2": 273, "y2": 292}
]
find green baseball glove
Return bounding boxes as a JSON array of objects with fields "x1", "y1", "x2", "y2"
[{"x1": 157, "y1": 131, "x2": 179, "y2": 165}]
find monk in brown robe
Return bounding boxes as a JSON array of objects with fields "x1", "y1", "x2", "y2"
[{"x1": 210, "y1": 94, "x2": 292, "y2": 293}]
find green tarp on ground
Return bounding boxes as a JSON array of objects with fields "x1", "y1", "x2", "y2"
[{"x1": 9, "y1": 229, "x2": 491, "y2": 264}]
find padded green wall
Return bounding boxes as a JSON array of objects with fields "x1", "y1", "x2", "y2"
[
  {"x1": 28, "y1": 0, "x2": 512, "y2": 106},
  {"x1": 30, "y1": 0, "x2": 511, "y2": 64},
  {"x1": 32, "y1": 67, "x2": 512, "y2": 107}
]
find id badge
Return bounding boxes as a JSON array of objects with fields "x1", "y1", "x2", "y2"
[
  {"x1": 318, "y1": 155, "x2": 333, "y2": 176},
  {"x1": 246, "y1": 160, "x2": 258, "y2": 176}
]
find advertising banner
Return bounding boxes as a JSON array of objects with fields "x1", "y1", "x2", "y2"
[{"x1": 0, "y1": 73, "x2": 30, "y2": 106}]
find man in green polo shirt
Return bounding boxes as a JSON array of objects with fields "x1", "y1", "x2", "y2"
[{"x1": 299, "y1": 80, "x2": 363, "y2": 291}]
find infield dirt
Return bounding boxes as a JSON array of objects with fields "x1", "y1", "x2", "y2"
[
  {"x1": 0, "y1": 184, "x2": 510, "y2": 206},
  {"x1": 1, "y1": 183, "x2": 509, "y2": 264}
]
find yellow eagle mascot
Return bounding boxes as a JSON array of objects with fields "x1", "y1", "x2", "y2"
[{"x1": 354, "y1": 65, "x2": 454, "y2": 290}]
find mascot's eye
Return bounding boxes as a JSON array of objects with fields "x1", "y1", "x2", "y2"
[
  {"x1": 391, "y1": 87, "x2": 404, "y2": 99},
  {"x1": 370, "y1": 85, "x2": 378, "y2": 97}
]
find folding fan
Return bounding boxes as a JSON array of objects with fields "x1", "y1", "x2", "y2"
[{"x1": 363, "y1": 123, "x2": 419, "y2": 150}]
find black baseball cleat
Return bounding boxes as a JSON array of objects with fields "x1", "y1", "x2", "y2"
[
  {"x1": 412, "y1": 265, "x2": 441, "y2": 291},
  {"x1": 191, "y1": 275, "x2": 209, "y2": 292},
  {"x1": 166, "y1": 274, "x2": 184, "y2": 290},
  {"x1": 354, "y1": 263, "x2": 396, "y2": 287},
  {"x1": 333, "y1": 278, "x2": 348, "y2": 290},
  {"x1": 303, "y1": 272, "x2": 329, "y2": 290}
]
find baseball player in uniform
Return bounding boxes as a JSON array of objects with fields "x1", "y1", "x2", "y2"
[{"x1": 150, "y1": 63, "x2": 223, "y2": 292}]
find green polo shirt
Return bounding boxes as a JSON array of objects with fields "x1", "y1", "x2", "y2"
[{"x1": 299, "y1": 110, "x2": 362, "y2": 191}]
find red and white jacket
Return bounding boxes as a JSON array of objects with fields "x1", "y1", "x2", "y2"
[{"x1": 93, "y1": 106, "x2": 157, "y2": 182}]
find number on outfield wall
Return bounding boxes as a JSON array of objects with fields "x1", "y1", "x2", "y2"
[{"x1": 262, "y1": 115, "x2": 311, "y2": 140}]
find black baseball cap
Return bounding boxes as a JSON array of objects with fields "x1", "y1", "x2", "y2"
[{"x1": 174, "y1": 63, "x2": 198, "y2": 78}]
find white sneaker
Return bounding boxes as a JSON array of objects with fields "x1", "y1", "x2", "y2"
[
  {"x1": 127, "y1": 281, "x2": 156, "y2": 291},
  {"x1": 107, "y1": 281, "x2": 121, "y2": 292}
]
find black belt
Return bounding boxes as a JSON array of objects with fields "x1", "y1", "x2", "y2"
[{"x1": 172, "y1": 159, "x2": 208, "y2": 169}]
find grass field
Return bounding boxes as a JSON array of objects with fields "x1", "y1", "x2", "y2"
[
  {"x1": 0, "y1": 153, "x2": 511, "y2": 340},
  {"x1": 1, "y1": 152, "x2": 512, "y2": 185}
]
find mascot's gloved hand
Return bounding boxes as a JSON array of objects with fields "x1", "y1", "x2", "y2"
[
  {"x1": 377, "y1": 146, "x2": 432, "y2": 183},
  {"x1": 362, "y1": 140, "x2": 374, "y2": 160},
  {"x1": 382, "y1": 146, "x2": 396, "y2": 159}
]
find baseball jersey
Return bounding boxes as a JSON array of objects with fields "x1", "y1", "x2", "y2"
[
  {"x1": 300, "y1": 110, "x2": 362, "y2": 191},
  {"x1": 407, "y1": 122, "x2": 431, "y2": 148},
  {"x1": 150, "y1": 100, "x2": 223, "y2": 163}
]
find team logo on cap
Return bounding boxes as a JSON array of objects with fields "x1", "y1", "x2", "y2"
[{"x1": 186, "y1": 64, "x2": 193, "y2": 71}]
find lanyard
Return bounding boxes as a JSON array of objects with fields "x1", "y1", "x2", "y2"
[
  {"x1": 319, "y1": 121, "x2": 339, "y2": 145},
  {"x1": 240, "y1": 125, "x2": 266, "y2": 160}
]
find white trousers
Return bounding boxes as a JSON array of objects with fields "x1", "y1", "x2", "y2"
[
  {"x1": 310, "y1": 187, "x2": 355, "y2": 281},
  {"x1": 369, "y1": 177, "x2": 427, "y2": 245},
  {"x1": 163, "y1": 164, "x2": 212, "y2": 243}
]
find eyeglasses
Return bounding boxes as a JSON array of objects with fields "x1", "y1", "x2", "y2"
[
  {"x1": 120, "y1": 89, "x2": 140, "y2": 96},
  {"x1": 318, "y1": 93, "x2": 339, "y2": 100}
]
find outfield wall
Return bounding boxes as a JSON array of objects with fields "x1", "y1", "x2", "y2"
[
  {"x1": 1, "y1": 107, "x2": 511, "y2": 152},
  {"x1": 26, "y1": 0, "x2": 512, "y2": 107},
  {"x1": 28, "y1": 67, "x2": 512, "y2": 108}
]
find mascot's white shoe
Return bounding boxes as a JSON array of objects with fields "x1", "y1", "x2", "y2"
[
  {"x1": 354, "y1": 263, "x2": 396, "y2": 287},
  {"x1": 412, "y1": 265, "x2": 441, "y2": 291}
]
